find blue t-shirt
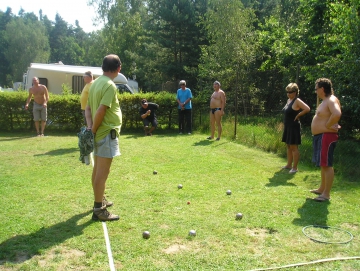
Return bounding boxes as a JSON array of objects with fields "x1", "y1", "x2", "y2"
[{"x1": 176, "y1": 88, "x2": 193, "y2": 109}]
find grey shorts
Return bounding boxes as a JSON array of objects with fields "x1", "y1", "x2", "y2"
[
  {"x1": 33, "y1": 102, "x2": 47, "y2": 121},
  {"x1": 94, "y1": 133, "x2": 121, "y2": 158}
]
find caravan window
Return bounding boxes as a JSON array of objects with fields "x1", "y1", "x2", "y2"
[
  {"x1": 38, "y1": 78, "x2": 48, "y2": 87},
  {"x1": 72, "y1": 76, "x2": 85, "y2": 94}
]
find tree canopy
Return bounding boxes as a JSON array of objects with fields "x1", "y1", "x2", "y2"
[{"x1": 0, "y1": 0, "x2": 359, "y2": 137}]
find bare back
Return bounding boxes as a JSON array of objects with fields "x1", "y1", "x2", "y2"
[{"x1": 311, "y1": 95, "x2": 341, "y2": 135}]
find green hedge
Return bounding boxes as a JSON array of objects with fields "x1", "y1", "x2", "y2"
[{"x1": 0, "y1": 91, "x2": 210, "y2": 132}]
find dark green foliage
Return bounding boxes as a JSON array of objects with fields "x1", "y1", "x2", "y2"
[
  {"x1": 1, "y1": 0, "x2": 359, "y2": 140},
  {"x1": 0, "y1": 91, "x2": 209, "y2": 133},
  {"x1": 146, "y1": 0, "x2": 208, "y2": 89}
]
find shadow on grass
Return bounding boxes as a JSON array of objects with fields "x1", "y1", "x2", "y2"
[
  {"x1": 266, "y1": 169, "x2": 297, "y2": 187},
  {"x1": 34, "y1": 147, "x2": 78, "y2": 156},
  {"x1": 122, "y1": 131, "x2": 179, "y2": 139},
  {"x1": 0, "y1": 135, "x2": 35, "y2": 141},
  {"x1": 292, "y1": 198, "x2": 330, "y2": 226},
  {"x1": 193, "y1": 139, "x2": 213, "y2": 146},
  {"x1": 0, "y1": 210, "x2": 92, "y2": 264}
]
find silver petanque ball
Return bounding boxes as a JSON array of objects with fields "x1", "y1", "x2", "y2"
[
  {"x1": 226, "y1": 190, "x2": 232, "y2": 195},
  {"x1": 236, "y1": 213, "x2": 243, "y2": 220},
  {"x1": 189, "y1": 230, "x2": 196, "y2": 236},
  {"x1": 178, "y1": 184, "x2": 183, "y2": 189},
  {"x1": 142, "y1": 231, "x2": 150, "y2": 239}
]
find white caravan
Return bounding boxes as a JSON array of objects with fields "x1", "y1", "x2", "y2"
[{"x1": 23, "y1": 63, "x2": 136, "y2": 94}]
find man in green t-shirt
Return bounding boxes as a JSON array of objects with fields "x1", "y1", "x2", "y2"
[{"x1": 85, "y1": 54, "x2": 122, "y2": 221}]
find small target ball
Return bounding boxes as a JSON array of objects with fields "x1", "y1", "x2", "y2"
[
  {"x1": 187, "y1": 201, "x2": 190, "y2": 205},
  {"x1": 236, "y1": 213, "x2": 243, "y2": 220},
  {"x1": 189, "y1": 230, "x2": 196, "y2": 236},
  {"x1": 142, "y1": 231, "x2": 150, "y2": 239}
]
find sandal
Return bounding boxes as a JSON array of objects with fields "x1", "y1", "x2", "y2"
[
  {"x1": 313, "y1": 196, "x2": 330, "y2": 202},
  {"x1": 310, "y1": 189, "x2": 322, "y2": 195}
]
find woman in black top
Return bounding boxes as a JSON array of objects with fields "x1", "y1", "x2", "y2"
[{"x1": 282, "y1": 83, "x2": 310, "y2": 173}]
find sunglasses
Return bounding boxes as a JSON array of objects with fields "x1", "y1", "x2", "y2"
[{"x1": 286, "y1": 90, "x2": 296, "y2": 94}]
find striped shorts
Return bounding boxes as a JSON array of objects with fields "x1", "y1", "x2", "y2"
[{"x1": 312, "y1": 133, "x2": 338, "y2": 167}]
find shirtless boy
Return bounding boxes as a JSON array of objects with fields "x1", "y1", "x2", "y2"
[
  {"x1": 207, "y1": 81, "x2": 226, "y2": 140},
  {"x1": 25, "y1": 77, "x2": 49, "y2": 136},
  {"x1": 310, "y1": 78, "x2": 342, "y2": 202}
]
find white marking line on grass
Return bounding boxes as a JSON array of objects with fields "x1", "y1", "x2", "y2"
[
  {"x1": 102, "y1": 221, "x2": 116, "y2": 271},
  {"x1": 91, "y1": 152, "x2": 115, "y2": 270}
]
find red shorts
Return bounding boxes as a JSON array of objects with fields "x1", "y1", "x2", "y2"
[{"x1": 312, "y1": 133, "x2": 338, "y2": 167}]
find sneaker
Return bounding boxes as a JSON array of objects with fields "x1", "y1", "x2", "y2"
[
  {"x1": 92, "y1": 206, "x2": 119, "y2": 221},
  {"x1": 103, "y1": 196, "x2": 113, "y2": 207},
  {"x1": 289, "y1": 169, "x2": 298, "y2": 174},
  {"x1": 188, "y1": 132, "x2": 191, "y2": 135}
]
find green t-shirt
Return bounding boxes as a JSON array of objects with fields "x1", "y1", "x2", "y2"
[{"x1": 88, "y1": 75, "x2": 122, "y2": 142}]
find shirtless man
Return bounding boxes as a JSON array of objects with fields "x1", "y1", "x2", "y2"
[
  {"x1": 310, "y1": 78, "x2": 341, "y2": 202},
  {"x1": 25, "y1": 77, "x2": 49, "y2": 136},
  {"x1": 207, "y1": 81, "x2": 226, "y2": 140}
]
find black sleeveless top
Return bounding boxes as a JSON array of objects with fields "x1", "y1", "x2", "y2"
[{"x1": 282, "y1": 98, "x2": 301, "y2": 145}]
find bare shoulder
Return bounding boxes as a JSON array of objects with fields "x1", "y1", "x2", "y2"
[
  {"x1": 40, "y1": 84, "x2": 47, "y2": 90},
  {"x1": 295, "y1": 97, "x2": 308, "y2": 106},
  {"x1": 330, "y1": 94, "x2": 340, "y2": 103},
  {"x1": 327, "y1": 95, "x2": 341, "y2": 109}
]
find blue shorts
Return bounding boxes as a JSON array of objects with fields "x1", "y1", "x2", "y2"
[
  {"x1": 312, "y1": 133, "x2": 338, "y2": 167},
  {"x1": 94, "y1": 133, "x2": 120, "y2": 158}
]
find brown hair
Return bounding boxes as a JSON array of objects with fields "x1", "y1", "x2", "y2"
[
  {"x1": 315, "y1": 78, "x2": 334, "y2": 97},
  {"x1": 84, "y1": 71, "x2": 93, "y2": 78},
  {"x1": 102, "y1": 54, "x2": 122, "y2": 73}
]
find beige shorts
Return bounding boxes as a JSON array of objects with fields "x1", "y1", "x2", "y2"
[{"x1": 33, "y1": 102, "x2": 47, "y2": 121}]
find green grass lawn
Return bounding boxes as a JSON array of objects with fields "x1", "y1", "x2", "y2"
[{"x1": 0, "y1": 131, "x2": 359, "y2": 271}]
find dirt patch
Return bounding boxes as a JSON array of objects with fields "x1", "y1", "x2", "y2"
[
  {"x1": 246, "y1": 228, "x2": 268, "y2": 238},
  {"x1": 341, "y1": 223, "x2": 359, "y2": 231},
  {"x1": 37, "y1": 247, "x2": 86, "y2": 268},
  {"x1": 163, "y1": 244, "x2": 188, "y2": 254}
]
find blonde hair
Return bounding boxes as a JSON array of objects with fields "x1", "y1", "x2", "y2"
[{"x1": 286, "y1": 83, "x2": 299, "y2": 95}]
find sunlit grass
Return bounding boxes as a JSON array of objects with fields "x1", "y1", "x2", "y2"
[{"x1": 0, "y1": 131, "x2": 359, "y2": 270}]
